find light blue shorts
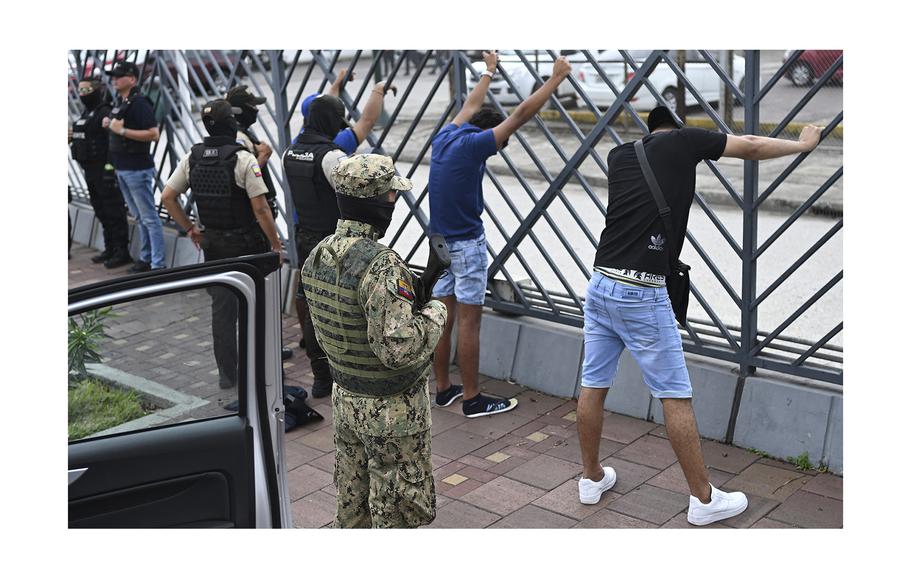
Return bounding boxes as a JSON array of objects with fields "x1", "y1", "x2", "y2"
[
  {"x1": 581, "y1": 272, "x2": 692, "y2": 398},
  {"x1": 432, "y1": 234, "x2": 488, "y2": 305}
]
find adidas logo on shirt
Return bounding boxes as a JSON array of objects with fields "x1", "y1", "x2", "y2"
[{"x1": 648, "y1": 234, "x2": 666, "y2": 251}]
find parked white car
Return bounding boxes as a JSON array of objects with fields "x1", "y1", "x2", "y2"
[
  {"x1": 464, "y1": 50, "x2": 585, "y2": 106},
  {"x1": 573, "y1": 50, "x2": 745, "y2": 112}
]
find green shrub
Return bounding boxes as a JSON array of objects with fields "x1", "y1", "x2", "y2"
[
  {"x1": 68, "y1": 378, "x2": 149, "y2": 441},
  {"x1": 68, "y1": 308, "x2": 113, "y2": 383}
]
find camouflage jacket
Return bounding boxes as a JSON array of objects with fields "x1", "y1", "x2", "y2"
[{"x1": 316, "y1": 220, "x2": 447, "y2": 437}]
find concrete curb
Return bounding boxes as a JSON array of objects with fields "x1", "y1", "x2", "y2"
[{"x1": 538, "y1": 109, "x2": 844, "y2": 139}]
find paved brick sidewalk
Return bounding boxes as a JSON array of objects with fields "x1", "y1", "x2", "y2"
[{"x1": 68, "y1": 243, "x2": 843, "y2": 529}]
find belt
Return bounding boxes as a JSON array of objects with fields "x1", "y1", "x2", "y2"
[{"x1": 595, "y1": 266, "x2": 666, "y2": 288}]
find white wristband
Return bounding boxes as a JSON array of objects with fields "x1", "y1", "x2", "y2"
[{"x1": 481, "y1": 70, "x2": 495, "y2": 79}]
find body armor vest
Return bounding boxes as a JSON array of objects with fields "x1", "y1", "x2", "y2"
[
  {"x1": 72, "y1": 103, "x2": 110, "y2": 163},
  {"x1": 188, "y1": 138, "x2": 256, "y2": 230},
  {"x1": 283, "y1": 133, "x2": 344, "y2": 233},
  {"x1": 109, "y1": 88, "x2": 152, "y2": 155},
  {"x1": 302, "y1": 238, "x2": 430, "y2": 397}
]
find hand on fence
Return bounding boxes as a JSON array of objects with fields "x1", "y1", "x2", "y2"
[
  {"x1": 552, "y1": 57, "x2": 572, "y2": 80},
  {"x1": 798, "y1": 124, "x2": 823, "y2": 152},
  {"x1": 374, "y1": 81, "x2": 397, "y2": 97},
  {"x1": 483, "y1": 50, "x2": 499, "y2": 72}
]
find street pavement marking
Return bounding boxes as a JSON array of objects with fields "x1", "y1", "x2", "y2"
[
  {"x1": 443, "y1": 474, "x2": 468, "y2": 486},
  {"x1": 486, "y1": 452, "x2": 511, "y2": 463}
]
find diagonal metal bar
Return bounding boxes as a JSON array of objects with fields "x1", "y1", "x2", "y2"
[
  {"x1": 769, "y1": 54, "x2": 843, "y2": 138},
  {"x1": 685, "y1": 232, "x2": 743, "y2": 308},
  {"x1": 755, "y1": 112, "x2": 843, "y2": 208},
  {"x1": 689, "y1": 281, "x2": 741, "y2": 351},
  {"x1": 758, "y1": 50, "x2": 804, "y2": 103},
  {"x1": 752, "y1": 271, "x2": 842, "y2": 355},
  {"x1": 488, "y1": 51, "x2": 667, "y2": 278},
  {"x1": 752, "y1": 219, "x2": 842, "y2": 310},
  {"x1": 755, "y1": 166, "x2": 843, "y2": 259},
  {"x1": 692, "y1": 192, "x2": 744, "y2": 258},
  {"x1": 792, "y1": 323, "x2": 843, "y2": 367},
  {"x1": 698, "y1": 50, "x2": 744, "y2": 105}
]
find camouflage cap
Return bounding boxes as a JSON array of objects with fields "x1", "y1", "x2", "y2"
[{"x1": 332, "y1": 154, "x2": 413, "y2": 198}]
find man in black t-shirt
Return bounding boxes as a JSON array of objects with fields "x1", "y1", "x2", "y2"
[
  {"x1": 575, "y1": 105, "x2": 822, "y2": 526},
  {"x1": 102, "y1": 61, "x2": 164, "y2": 273}
]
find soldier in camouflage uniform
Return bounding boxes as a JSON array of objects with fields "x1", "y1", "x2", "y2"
[{"x1": 301, "y1": 154, "x2": 447, "y2": 528}]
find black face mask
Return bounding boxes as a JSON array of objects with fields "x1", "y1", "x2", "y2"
[
  {"x1": 204, "y1": 117, "x2": 239, "y2": 139},
  {"x1": 305, "y1": 96, "x2": 347, "y2": 139},
  {"x1": 80, "y1": 91, "x2": 102, "y2": 110},
  {"x1": 337, "y1": 194, "x2": 395, "y2": 238},
  {"x1": 238, "y1": 105, "x2": 258, "y2": 128}
]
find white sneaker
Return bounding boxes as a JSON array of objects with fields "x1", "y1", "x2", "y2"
[
  {"x1": 687, "y1": 484, "x2": 748, "y2": 526},
  {"x1": 578, "y1": 466, "x2": 617, "y2": 505}
]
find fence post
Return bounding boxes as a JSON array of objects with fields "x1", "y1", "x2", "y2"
[
  {"x1": 269, "y1": 50, "x2": 297, "y2": 267},
  {"x1": 726, "y1": 49, "x2": 761, "y2": 444}
]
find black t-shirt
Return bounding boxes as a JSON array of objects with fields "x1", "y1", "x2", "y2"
[
  {"x1": 593, "y1": 128, "x2": 727, "y2": 276},
  {"x1": 110, "y1": 93, "x2": 157, "y2": 171}
]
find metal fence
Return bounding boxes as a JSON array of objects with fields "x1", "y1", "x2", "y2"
[{"x1": 67, "y1": 50, "x2": 844, "y2": 398}]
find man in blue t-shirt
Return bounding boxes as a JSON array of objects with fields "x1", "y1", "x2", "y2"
[{"x1": 428, "y1": 51, "x2": 573, "y2": 418}]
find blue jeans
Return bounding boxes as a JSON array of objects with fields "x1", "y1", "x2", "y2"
[
  {"x1": 581, "y1": 272, "x2": 692, "y2": 398},
  {"x1": 432, "y1": 234, "x2": 488, "y2": 305},
  {"x1": 116, "y1": 167, "x2": 165, "y2": 268}
]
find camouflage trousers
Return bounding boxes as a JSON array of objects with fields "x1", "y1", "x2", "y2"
[{"x1": 333, "y1": 424, "x2": 435, "y2": 528}]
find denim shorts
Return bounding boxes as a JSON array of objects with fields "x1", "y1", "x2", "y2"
[
  {"x1": 581, "y1": 272, "x2": 692, "y2": 398},
  {"x1": 432, "y1": 234, "x2": 488, "y2": 305}
]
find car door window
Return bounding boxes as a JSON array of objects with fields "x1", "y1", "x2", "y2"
[{"x1": 68, "y1": 284, "x2": 245, "y2": 442}]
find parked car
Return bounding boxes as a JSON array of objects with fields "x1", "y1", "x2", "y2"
[
  {"x1": 572, "y1": 50, "x2": 746, "y2": 113},
  {"x1": 783, "y1": 50, "x2": 843, "y2": 87},
  {"x1": 68, "y1": 254, "x2": 292, "y2": 528},
  {"x1": 464, "y1": 50, "x2": 586, "y2": 106}
]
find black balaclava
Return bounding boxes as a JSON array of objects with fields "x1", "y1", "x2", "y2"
[
  {"x1": 204, "y1": 115, "x2": 239, "y2": 139},
  {"x1": 337, "y1": 194, "x2": 395, "y2": 238},
  {"x1": 305, "y1": 95, "x2": 347, "y2": 139},
  {"x1": 79, "y1": 83, "x2": 103, "y2": 110},
  {"x1": 237, "y1": 104, "x2": 259, "y2": 129}
]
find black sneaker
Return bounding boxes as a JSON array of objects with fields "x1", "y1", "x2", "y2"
[
  {"x1": 435, "y1": 384, "x2": 464, "y2": 407},
  {"x1": 91, "y1": 249, "x2": 113, "y2": 264},
  {"x1": 462, "y1": 394, "x2": 519, "y2": 418},
  {"x1": 282, "y1": 348, "x2": 293, "y2": 361},
  {"x1": 104, "y1": 249, "x2": 132, "y2": 269},
  {"x1": 126, "y1": 260, "x2": 151, "y2": 274}
]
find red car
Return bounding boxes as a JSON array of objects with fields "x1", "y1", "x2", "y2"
[{"x1": 784, "y1": 50, "x2": 843, "y2": 87}]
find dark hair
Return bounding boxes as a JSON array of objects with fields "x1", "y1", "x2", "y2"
[{"x1": 469, "y1": 105, "x2": 506, "y2": 130}]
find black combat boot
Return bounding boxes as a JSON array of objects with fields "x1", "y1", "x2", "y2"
[
  {"x1": 91, "y1": 249, "x2": 114, "y2": 264},
  {"x1": 104, "y1": 247, "x2": 133, "y2": 269}
]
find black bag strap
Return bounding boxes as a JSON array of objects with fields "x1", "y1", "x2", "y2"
[{"x1": 634, "y1": 139, "x2": 680, "y2": 265}]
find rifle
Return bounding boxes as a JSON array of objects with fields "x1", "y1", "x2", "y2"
[{"x1": 414, "y1": 234, "x2": 451, "y2": 308}]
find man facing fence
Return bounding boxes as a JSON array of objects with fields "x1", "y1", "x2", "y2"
[
  {"x1": 576, "y1": 105, "x2": 823, "y2": 525},
  {"x1": 428, "y1": 50, "x2": 573, "y2": 418}
]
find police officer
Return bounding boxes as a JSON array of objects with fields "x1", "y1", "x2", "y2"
[
  {"x1": 226, "y1": 84, "x2": 294, "y2": 362},
  {"x1": 103, "y1": 61, "x2": 165, "y2": 273},
  {"x1": 70, "y1": 77, "x2": 132, "y2": 268},
  {"x1": 301, "y1": 153, "x2": 446, "y2": 528},
  {"x1": 161, "y1": 99, "x2": 283, "y2": 391},
  {"x1": 282, "y1": 94, "x2": 350, "y2": 398}
]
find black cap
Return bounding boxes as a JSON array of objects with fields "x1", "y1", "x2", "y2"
[
  {"x1": 108, "y1": 61, "x2": 140, "y2": 78},
  {"x1": 647, "y1": 105, "x2": 680, "y2": 133},
  {"x1": 201, "y1": 99, "x2": 242, "y2": 122},
  {"x1": 226, "y1": 84, "x2": 267, "y2": 107}
]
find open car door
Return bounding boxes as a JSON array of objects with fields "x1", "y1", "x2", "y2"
[{"x1": 68, "y1": 253, "x2": 292, "y2": 528}]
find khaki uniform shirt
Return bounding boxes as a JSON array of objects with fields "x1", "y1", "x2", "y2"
[{"x1": 165, "y1": 143, "x2": 268, "y2": 199}]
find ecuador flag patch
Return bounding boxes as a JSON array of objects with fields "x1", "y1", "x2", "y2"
[{"x1": 397, "y1": 279, "x2": 415, "y2": 301}]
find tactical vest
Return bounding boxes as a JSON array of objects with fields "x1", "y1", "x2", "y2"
[
  {"x1": 71, "y1": 104, "x2": 110, "y2": 163},
  {"x1": 109, "y1": 88, "x2": 152, "y2": 155},
  {"x1": 302, "y1": 238, "x2": 430, "y2": 397},
  {"x1": 188, "y1": 138, "x2": 256, "y2": 230},
  {"x1": 283, "y1": 133, "x2": 344, "y2": 233}
]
